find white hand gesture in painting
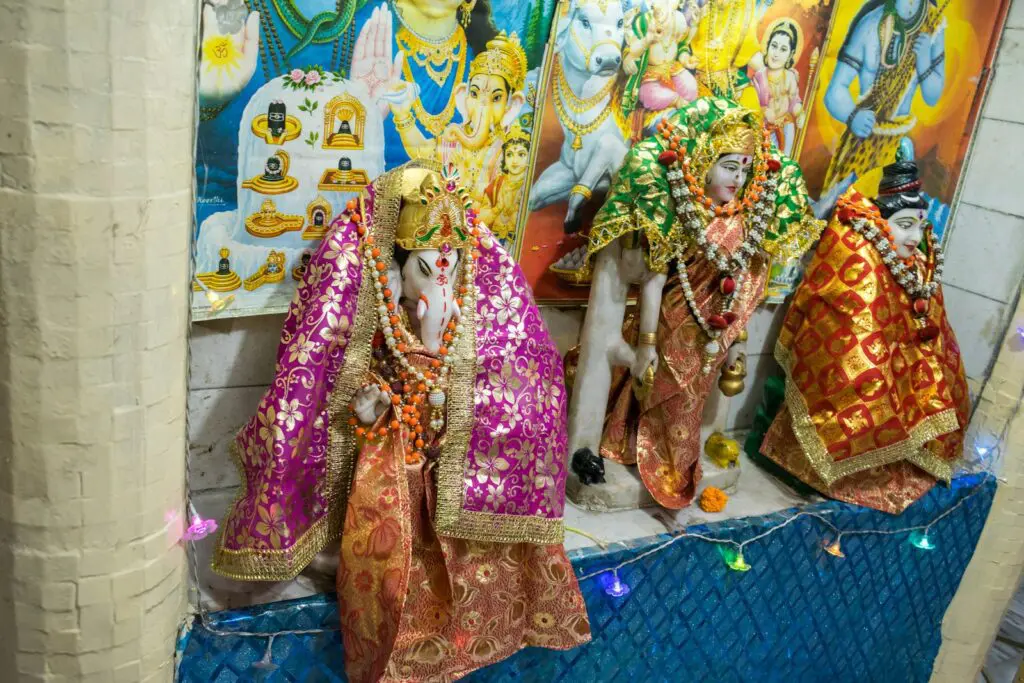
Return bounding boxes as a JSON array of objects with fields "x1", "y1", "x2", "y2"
[
  {"x1": 198, "y1": 4, "x2": 260, "y2": 108},
  {"x1": 351, "y1": 4, "x2": 407, "y2": 117}
]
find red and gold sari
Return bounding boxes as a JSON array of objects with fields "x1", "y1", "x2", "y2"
[
  {"x1": 760, "y1": 192, "x2": 969, "y2": 513},
  {"x1": 600, "y1": 216, "x2": 768, "y2": 509}
]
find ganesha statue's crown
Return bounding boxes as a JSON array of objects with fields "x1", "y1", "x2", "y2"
[
  {"x1": 469, "y1": 31, "x2": 528, "y2": 94},
  {"x1": 395, "y1": 165, "x2": 475, "y2": 251}
]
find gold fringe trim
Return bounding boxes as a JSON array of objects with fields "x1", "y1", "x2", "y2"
[
  {"x1": 776, "y1": 341, "x2": 958, "y2": 487},
  {"x1": 211, "y1": 172, "x2": 401, "y2": 582},
  {"x1": 588, "y1": 209, "x2": 676, "y2": 274}
]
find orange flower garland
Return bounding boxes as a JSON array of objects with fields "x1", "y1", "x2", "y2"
[{"x1": 344, "y1": 194, "x2": 482, "y2": 465}]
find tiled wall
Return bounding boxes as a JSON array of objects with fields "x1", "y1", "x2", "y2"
[{"x1": 187, "y1": 10, "x2": 1024, "y2": 609}]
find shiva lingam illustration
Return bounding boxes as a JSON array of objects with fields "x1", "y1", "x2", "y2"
[
  {"x1": 292, "y1": 251, "x2": 313, "y2": 281},
  {"x1": 323, "y1": 94, "x2": 365, "y2": 150},
  {"x1": 241, "y1": 150, "x2": 299, "y2": 194},
  {"x1": 243, "y1": 250, "x2": 287, "y2": 291},
  {"x1": 195, "y1": 247, "x2": 243, "y2": 292},
  {"x1": 251, "y1": 100, "x2": 301, "y2": 145},
  {"x1": 301, "y1": 195, "x2": 333, "y2": 240},
  {"x1": 318, "y1": 156, "x2": 369, "y2": 192},
  {"x1": 245, "y1": 199, "x2": 304, "y2": 238}
]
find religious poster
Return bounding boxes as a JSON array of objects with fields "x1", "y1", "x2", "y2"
[
  {"x1": 796, "y1": 0, "x2": 1011, "y2": 246},
  {"x1": 191, "y1": 0, "x2": 557, "y2": 319},
  {"x1": 513, "y1": 0, "x2": 840, "y2": 304}
]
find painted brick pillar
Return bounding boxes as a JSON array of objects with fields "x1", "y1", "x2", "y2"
[{"x1": 0, "y1": 0, "x2": 196, "y2": 679}]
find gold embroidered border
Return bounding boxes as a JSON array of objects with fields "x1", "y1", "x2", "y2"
[
  {"x1": 432, "y1": 229, "x2": 566, "y2": 545},
  {"x1": 776, "y1": 340, "x2": 958, "y2": 487},
  {"x1": 439, "y1": 509, "x2": 565, "y2": 545},
  {"x1": 210, "y1": 172, "x2": 401, "y2": 582},
  {"x1": 212, "y1": 439, "x2": 334, "y2": 579},
  {"x1": 588, "y1": 209, "x2": 679, "y2": 274},
  {"x1": 432, "y1": 246, "x2": 479, "y2": 537}
]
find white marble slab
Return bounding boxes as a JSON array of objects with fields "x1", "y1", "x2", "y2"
[
  {"x1": 942, "y1": 284, "x2": 1010, "y2": 380},
  {"x1": 944, "y1": 203, "x2": 1024, "y2": 303},
  {"x1": 562, "y1": 452, "x2": 816, "y2": 552},
  {"x1": 984, "y1": 28, "x2": 1024, "y2": 125}
]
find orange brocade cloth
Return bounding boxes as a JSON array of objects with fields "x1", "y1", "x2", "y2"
[
  {"x1": 600, "y1": 216, "x2": 768, "y2": 509},
  {"x1": 337, "y1": 369, "x2": 590, "y2": 683},
  {"x1": 760, "y1": 198, "x2": 969, "y2": 514}
]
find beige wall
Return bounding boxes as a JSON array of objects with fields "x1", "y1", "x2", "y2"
[
  {"x1": 0, "y1": 0, "x2": 196, "y2": 680},
  {"x1": 931, "y1": 1, "x2": 1024, "y2": 678}
]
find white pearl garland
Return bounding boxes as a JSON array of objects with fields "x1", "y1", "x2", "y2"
[
  {"x1": 849, "y1": 217, "x2": 943, "y2": 300},
  {"x1": 665, "y1": 163, "x2": 780, "y2": 374}
]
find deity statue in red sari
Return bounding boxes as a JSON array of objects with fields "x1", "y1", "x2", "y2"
[{"x1": 757, "y1": 157, "x2": 968, "y2": 513}]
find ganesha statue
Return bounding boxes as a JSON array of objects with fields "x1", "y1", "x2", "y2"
[
  {"x1": 567, "y1": 97, "x2": 823, "y2": 510},
  {"x1": 752, "y1": 155, "x2": 968, "y2": 514},
  {"x1": 213, "y1": 162, "x2": 589, "y2": 682}
]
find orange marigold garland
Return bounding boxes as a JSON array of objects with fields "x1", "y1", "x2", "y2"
[{"x1": 343, "y1": 178, "x2": 482, "y2": 465}]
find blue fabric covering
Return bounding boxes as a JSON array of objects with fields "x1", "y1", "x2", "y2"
[{"x1": 177, "y1": 474, "x2": 994, "y2": 682}]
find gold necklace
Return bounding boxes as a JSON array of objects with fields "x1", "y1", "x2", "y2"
[
  {"x1": 396, "y1": 26, "x2": 466, "y2": 89},
  {"x1": 552, "y1": 60, "x2": 630, "y2": 149},
  {"x1": 554, "y1": 58, "x2": 616, "y2": 113},
  {"x1": 397, "y1": 28, "x2": 467, "y2": 137}
]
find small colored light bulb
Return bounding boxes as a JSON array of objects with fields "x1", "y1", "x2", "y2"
[
  {"x1": 602, "y1": 570, "x2": 631, "y2": 597},
  {"x1": 724, "y1": 547, "x2": 751, "y2": 572},
  {"x1": 909, "y1": 530, "x2": 936, "y2": 550},
  {"x1": 824, "y1": 537, "x2": 845, "y2": 558},
  {"x1": 251, "y1": 637, "x2": 278, "y2": 672}
]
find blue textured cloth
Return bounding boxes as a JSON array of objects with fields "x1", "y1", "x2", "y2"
[{"x1": 177, "y1": 474, "x2": 994, "y2": 683}]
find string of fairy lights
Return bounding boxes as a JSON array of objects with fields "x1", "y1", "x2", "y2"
[
  {"x1": 181, "y1": 254, "x2": 1017, "y2": 672},
  {"x1": 180, "y1": 298, "x2": 1018, "y2": 673},
  {"x1": 181, "y1": 137, "x2": 1021, "y2": 674}
]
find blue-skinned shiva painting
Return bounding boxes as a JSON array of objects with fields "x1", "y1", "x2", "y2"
[{"x1": 192, "y1": 0, "x2": 552, "y2": 318}]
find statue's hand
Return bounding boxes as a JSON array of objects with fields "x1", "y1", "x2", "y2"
[
  {"x1": 352, "y1": 385, "x2": 389, "y2": 425},
  {"x1": 631, "y1": 344, "x2": 659, "y2": 380},
  {"x1": 914, "y1": 34, "x2": 932, "y2": 75},
  {"x1": 849, "y1": 108, "x2": 876, "y2": 139},
  {"x1": 623, "y1": 55, "x2": 640, "y2": 76}
]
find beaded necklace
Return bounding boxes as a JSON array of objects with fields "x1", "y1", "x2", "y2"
[
  {"x1": 655, "y1": 119, "x2": 783, "y2": 373},
  {"x1": 836, "y1": 193, "x2": 944, "y2": 342},
  {"x1": 343, "y1": 198, "x2": 483, "y2": 464}
]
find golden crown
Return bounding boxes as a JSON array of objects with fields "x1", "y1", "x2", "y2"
[
  {"x1": 503, "y1": 124, "x2": 531, "y2": 147},
  {"x1": 707, "y1": 107, "x2": 761, "y2": 156},
  {"x1": 469, "y1": 32, "x2": 527, "y2": 95},
  {"x1": 395, "y1": 166, "x2": 475, "y2": 251}
]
